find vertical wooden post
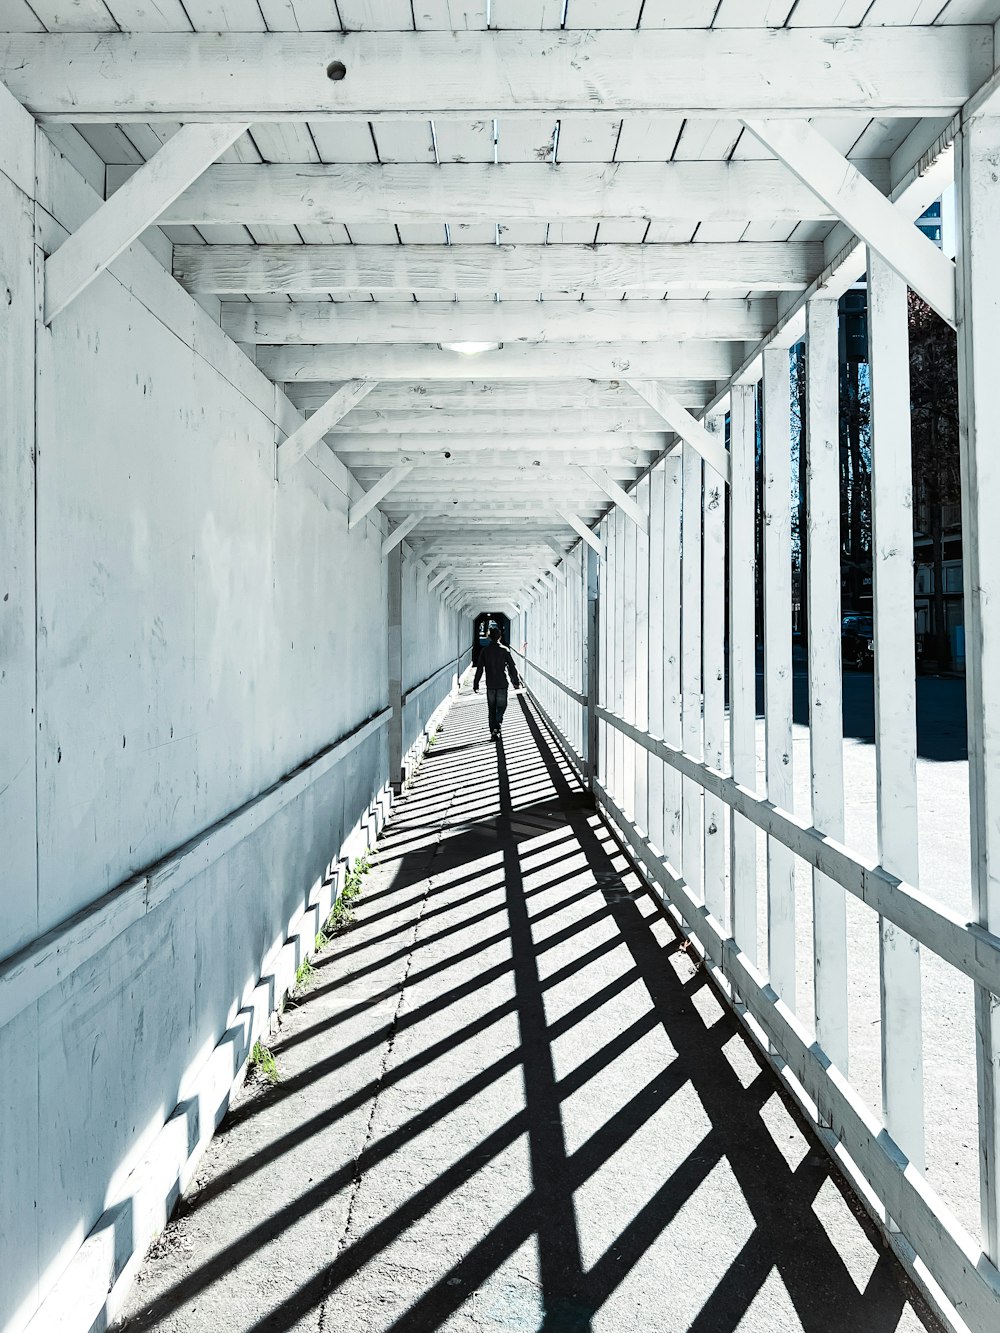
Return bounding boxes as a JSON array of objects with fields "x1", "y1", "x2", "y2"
[
  {"x1": 681, "y1": 442, "x2": 704, "y2": 900},
  {"x1": 647, "y1": 466, "x2": 666, "y2": 852},
  {"x1": 613, "y1": 508, "x2": 626, "y2": 800},
  {"x1": 387, "y1": 545, "x2": 404, "y2": 793},
  {"x1": 634, "y1": 476, "x2": 650, "y2": 834},
  {"x1": 664, "y1": 452, "x2": 683, "y2": 871},
  {"x1": 623, "y1": 501, "x2": 638, "y2": 818},
  {"x1": 956, "y1": 114, "x2": 1000, "y2": 1262},
  {"x1": 762, "y1": 347, "x2": 797, "y2": 1009},
  {"x1": 868, "y1": 247, "x2": 924, "y2": 1176},
  {"x1": 805, "y1": 298, "x2": 849, "y2": 1072},
  {"x1": 703, "y1": 417, "x2": 728, "y2": 926},
  {"x1": 598, "y1": 517, "x2": 609, "y2": 793},
  {"x1": 729, "y1": 384, "x2": 758, "y2": 962},
  {"x1": 586, "y1": 542, "x2": 600, "y2": 790}
]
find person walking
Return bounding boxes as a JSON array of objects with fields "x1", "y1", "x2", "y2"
[{"x1": 472, "y1": 622, "x2": 520, "y2": 742}]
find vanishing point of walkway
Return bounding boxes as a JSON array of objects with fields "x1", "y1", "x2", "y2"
[{"x1": 122, "y1": 680, "x2": 940, "y2": 1333}]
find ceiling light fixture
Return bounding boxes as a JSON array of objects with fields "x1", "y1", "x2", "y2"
[{"x1": 439, "y1": 341, "x2": 502, "y2": 356}]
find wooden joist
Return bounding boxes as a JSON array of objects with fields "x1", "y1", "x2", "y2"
[
  {"x1": 224, "y1": 298, "x2": 778, "y2": 348},
  {"x1": 257, "y1": 340, "x2": 738, "y2": 383},
  {"x1": 116, "y1": 160, "x2": 891, "y2": 227},
  {"x1": 1, "y1": 29, "x2": 989, "y2": 120},
  {"x1": 174, "y1": 242, "x2": 822, "y2": 297}
]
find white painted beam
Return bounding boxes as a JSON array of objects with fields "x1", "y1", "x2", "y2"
[
  {"x1": 556, "y1": 510, "x2": 602, "y2": 556},
  {"x1": 348, "y1": 463, "x2": 416, "y2": 531},
  {"x1": 277, "y1": 379, "x2": 376, "y2": 477},
  {"x1": 378, "y1": 509, "x2": 418, "y2": 551},
  {"x1": 2, "y1": 29, "x2": 989, "y2": 120},
  {"x1": 126, "y1": 160, "x2": 892, "y2": 227},
  {"x1": 328, "y1": 432, "x2": 663, "y2": 456},
  {"x1": 44, "y1": 121, "x2": 247, "y2": 323},
  {"x1": 579, "y1": 465, "x2": 648, "y2": 535},
  {"x1": 329, "y1": 410, "x2": 667, "y2": 436},
  {"x1": 544, "y1": 536, "x2": 570, "y2": 563},
  {"x1": 427, "y1": 568, "x2": 451, "y2": 592},
  {"x1": 629, "y1": 379, "x2": 731, "y2": 484},
  {"x1": 742, "y1": 118, "x2": 956, "y2": 328},
  {"x1": 225, "y1": 298, "x2": 778, "y2": 348},
  {"x1": 259, "y1": 341, "x2": 736, "y2": 384},
  {"x1": 175, "y1": 243, "x2": 820, "y2": 297}
]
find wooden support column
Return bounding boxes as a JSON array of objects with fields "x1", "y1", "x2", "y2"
[
  {"x1": 762, "y1": 347, "x2": 797, "y2": 1009},
  {"x1": 646, "y1": 464, "x2": 666, "y2": 853},
  {"x1": 729, "y1": 384, "x2": 758, "y2": 961},
  {"x1": 597, "y1": 519, "x2": 609, "y2": 792},
  {"x1": 868, "y1": 247, "x2": 924, "y2": 1176},
  {"x1": 387, "y1": 545, "x2": 404, "y2": 793},
  {"x1": 623, "y1": 499, "x2": 638, "y2": 819},
  {"x1": 956, "y1": 113, "x2": 1000, "y2": 1261},
  {"x1": 663, "y1": 452, "x2": 683, "y2": 871},
  {"x1": 805, "y1": 298, "x2": 849, "y2": 1073},
  {"x1": 702, "y1": 417, "x2": 728, "y2": 927},
  {"x1": 634, "y1": 476, "x2": 650, "y2": 835},
  {"x1": 681, "y1": 442, "x2": 703, "y2": 899}
]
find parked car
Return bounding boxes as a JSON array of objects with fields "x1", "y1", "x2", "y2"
[{"x1": 841, "y1": 613, "x2": 874, "y2": 670}]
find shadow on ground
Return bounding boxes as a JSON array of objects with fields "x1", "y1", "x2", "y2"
[{"x1": 121, "y1": 686, "x2": 941, "y2": 1333}]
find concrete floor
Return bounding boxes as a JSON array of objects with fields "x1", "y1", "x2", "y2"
[{"x1": 121, "y1": 682, "x2": 943, "y2": 1333}]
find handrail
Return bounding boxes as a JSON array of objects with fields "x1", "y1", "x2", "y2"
[
  {"x1": 595, "y1": 702, "x2": 1000, "y2": 997},
  {"x1": 0, "y1": 704, "x2": 392, "y2": 1029},
  {"x1": 520, "y1": 683, "x2": 587, "y2": 783},
  {"x1": 403, "y1": 650, "x2": 470, "y2": 704},
  {"x1": 510, "y1": 648, "x2": 587, "y2": 706}
]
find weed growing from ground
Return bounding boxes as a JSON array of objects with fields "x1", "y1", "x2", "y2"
[
  {"x1": 248, "y1": 1039, "x2": 279, "y2": 1085},
  {"x1": 318, "y1": 852, "x2": 374, "y2": 940}
]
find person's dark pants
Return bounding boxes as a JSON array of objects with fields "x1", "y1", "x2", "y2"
[{"x1": 487, "y1": 687, "x2": 509, "y2": 735}]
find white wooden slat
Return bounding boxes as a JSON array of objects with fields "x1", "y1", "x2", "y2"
[
  {"x1": 868, "y1": 247, "x2": 925, "y2": 1176},
  {"x1": 337, "y1": 0, "x2": 413, "y2": 27},
  {"x1": 805, "y1": 299, "x2": 849, "y2": 1074},
  {"x1": 181, "y1": 0, "x2": 266, "y2": 30},
  {"x1": 681, "y1": 442, "x2": 703, "y2": 901},
  {"x1": 663, "y1": 451, "x2": 683, "y2": 872},
  {"x1": 257, "y1": 342, "x2": 735, "y2": 383},
  {"x1": 277, "y1": 379, "x2": 376, "y2": 475},
  {"x1": 614, "y1": 508, "x2": 626, "y2": 803},
  {"x1": 646, "y1": 465, "x2": 666, "y2": 855},
  {"x1": 623, "y1": 500, "x2": 638, "y2": 820},
  {"x1": 44, "y1": 121, "x2": 249, "y2": 323},
  {"x1": 712, "y1": 0, "x2": 796, "y2": 24},
  {"x1": 629, "y1": 379, "x2": 732, "y2": 483},
  {"x1": 325, "y1": 409, "x2": 666, "y2": 435},
  {"x1": 742, "y1": 118, "x2": 957, "y2": 327},
  {"x1": 565, "y1": 0, "x2": 642, "y2": 25},
  {"x1": 383, "y1": 513, "x2": 422, "y2": 556},
  {"x1": 25, "y1": 0, "x2": 118, "y2": 30},
  {"x1": 702, "y1": 416, "x2": 728, "y2": 928},
  {"x1": 223, "y1": 296, "x2": 778, "y2": 345},
  {"x1": 634, "y1": 475, "x2": 650, "y2": 837},
  {"x1": 955, "y1": 109, "x2": 1000, "y2": 1269},
  {"x1": 103, "y1": 0, "x2": 194, "y2": 30},
  {"x1": 556, "y1": 510, "x2": 602, "y2": 555},
  {"x1": 592, "y1": 775, "x2": 1000, "y2": 1333},
  {"x1": 348, "y1": 463, "x2": 417, "y2": 530},
  {"x1": 579, "y1": 466, "x2": 649, "y2": 533},
  {"x1": 0, "y1": 0, "x2": 44, "y2": 30},
  {"x1": 728, "y1": 383, "x2": 758, "y2": 963},
  {"x1": 762, "y1": 346, "x2": 797, "y2": 1011},
  {"x1": 413, "y1": 1, "x2": 487, "y2": 28},
  {"x1": 173, "y1": 241, "x2": 820, "y2": 295},
  {"x1": 160, "y1": 159, "x2": 875, "y2": 225},
  {"x1": 4, "y1": 29, "x2": 990, "y2": 120}
]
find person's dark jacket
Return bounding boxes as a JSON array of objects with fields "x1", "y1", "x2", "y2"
[{"x1": 473, "y1": 642, "x2": 520, "y2": 691}]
